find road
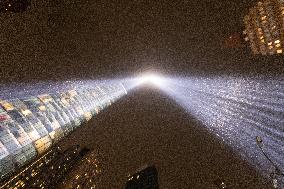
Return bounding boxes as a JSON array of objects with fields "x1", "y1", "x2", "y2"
[{"x1": 58, "y1": 86, "x2": 273, "y2": 189}]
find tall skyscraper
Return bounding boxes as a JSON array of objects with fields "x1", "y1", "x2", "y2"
[{"x1": 244, "y1": 0, "x2": 284, "y2": 55}]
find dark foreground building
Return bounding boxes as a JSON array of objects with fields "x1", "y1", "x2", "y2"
[
  {"x1": 125, "y1": 166, "x2": 159, "y2": 189},
  {"x1": 0, "y1": 145, "x2": 90, "y2": 189},
  {"x1": 56, "y1": 149, "x2": 102, "y2": 189},
  {"x1": 0, "y1": 0, "x2": 31, "y2": 13}
]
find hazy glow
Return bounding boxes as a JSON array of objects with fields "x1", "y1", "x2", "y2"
[
  {"x1": 135, "y1": 73, "x2": 168, "y2": 87},
  {"x1": 154, "y1": 75, "x2": 284, "y2": 187},
  {"x1": 129, "y1": 72, "x2": 284, "y2": 187},
  {"x1": 0, "y1": 79, "x2": 127, "y2": 100},
  {"x1": 1, "y1": 74, "x2": 283, "y2": 187}
]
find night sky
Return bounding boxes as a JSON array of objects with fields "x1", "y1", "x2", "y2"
[
  {"x1": 1, "y1": 0, "x2": 275, "y2": 84},
  {"x1": 0, "y1": 1, "x2": 283, "y2": 188}
]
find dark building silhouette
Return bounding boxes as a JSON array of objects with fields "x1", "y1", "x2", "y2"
[
  {"x1": 0, "y1": 0, "x2": 31, "y2": 13},
  {"x1": 125, "y1": 166, "x2": 159, "y2": 189}
]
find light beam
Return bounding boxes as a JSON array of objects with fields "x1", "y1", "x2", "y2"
[{"x1": 143, "y1": 75, "x2": 284, "y2": 187}]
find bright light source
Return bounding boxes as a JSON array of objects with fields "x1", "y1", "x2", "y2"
[{"x1": 136, "y1": 73, "x2": 166, "y2": 87}]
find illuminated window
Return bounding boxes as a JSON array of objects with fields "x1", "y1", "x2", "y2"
[
  {"x1": 275, "y1": 40, "x2": 280, "y2": 44},
  {"x1": 277, "y1": 49, "x2": 283, "y2": 53},
  {"x1": 276, "y1": 43, "x2": 281, "y2": 47}
]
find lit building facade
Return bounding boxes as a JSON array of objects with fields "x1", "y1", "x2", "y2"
[
  {"x1": 244, "y1": 0, "x2": 284, "y2": 55},
  {"x1": 0, "y1": 82, "x2": 127, "y2": 184},
  {"x1": 0, "y1": 145, "x2": 87, "y2": 189},
  {"x1": 58, "y1": 149, "x2": 101, "y2": 189}
]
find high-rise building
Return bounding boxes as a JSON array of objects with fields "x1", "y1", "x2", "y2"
[
  {"x1": 244, "y1": 0, "x2": 284, "y2": 55},
  {"x1": 0, "y1": 145, "x2": 88, "y2": 189},
  {"x1": 0, "y1": 82, "x2": 127, "y2": 182},
  {"x1": 57, "y1": 149, "x2": 101, "y2": 189}
]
